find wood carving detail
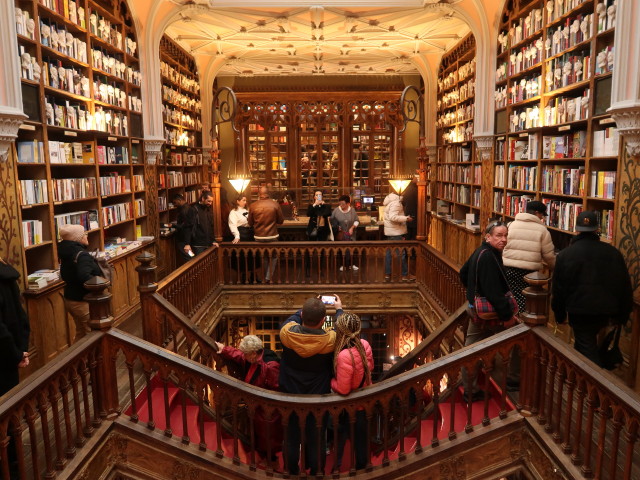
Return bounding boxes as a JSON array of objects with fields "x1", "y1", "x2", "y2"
[
  {"x1": 439, "y1": 455, "x2": 466, "y2": 480},
  {"x1": 521, "y1": 431, "x2": 565, "y2": 479},
  {"x1": 280, "y1": 293, "x2": 295, "y2": 309},
  {"x1": 172, "y1": 460, "x2": 201, "y2": 480},
  {"x1": 616, "y1": 147, "x2": 640, "y2": 294},
  {"x1": 378, "y1": 293, "x2": 391, "y2": 308},
  {"x1": 248, "y1": 293, "x2": 263, "y2": 309},
  {"x1": 0, "y1": 148, "x2": 25, "y2": 278}
]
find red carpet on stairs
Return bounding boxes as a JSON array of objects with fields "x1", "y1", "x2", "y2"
[{"x1": 128, "y1": 377, "x2": 515, "y2": 474}]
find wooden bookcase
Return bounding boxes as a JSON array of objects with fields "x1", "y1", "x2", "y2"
[
  {"x1": 434, "y1": 34, "x2": 479, "y2": 224},
  {"x1": 158, "y1": 35, "x2": 204, "y2": 223},
  {"x1": 493, "y1": 0, "x2": 618, "y2": 247},
  {"x1": 14, "y1": 0, "x2": 146, "y2": 276},
  {"x1": 235, "y1": 93, "x2": 404, "y2": 207}
]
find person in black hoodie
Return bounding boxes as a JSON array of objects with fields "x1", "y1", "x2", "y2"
[
  {"x1": 58, "y1": 224, "x2": 102, "y2": 341},
  {"x1": 172, "y1": 193, "x2": 192, "y2": 265},
  {"x1": 552, "y1": 211, "x2": 633, "y2": 367},
  {"x1": 0, "y1": 257, "x2": 30, "y2": 396}
]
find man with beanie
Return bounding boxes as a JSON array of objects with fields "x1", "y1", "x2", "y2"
[
  {"x1": 58, "y1": 224, "x2": 102, "y2": 340},
  {"x1": 503, "y1": 200, "x2": 556, "y2": 311},
  {"x1": 551, "y1": 211, "x2": 633, "y2": 367}
]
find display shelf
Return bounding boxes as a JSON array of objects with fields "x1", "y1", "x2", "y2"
[
  {"x1": 13, "y1": 0, "x2": 147, "y2": 278},
  {"x1": 492, "y1": 0, "x2": 620, "y2": 242},
  {"x1": 157, "y1": 34, "x2": 204, "y2": 225}
]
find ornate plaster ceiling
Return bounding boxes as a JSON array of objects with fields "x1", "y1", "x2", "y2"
[{"x1": 165, "y1": 1, "x2": 469, "y2": 76}]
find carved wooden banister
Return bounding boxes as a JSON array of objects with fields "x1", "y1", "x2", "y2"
[
  {"x1": 379, "y1": 303, "x2": 469, "y2": 380},
  {"x1": 148, "y1": 292, "x2": 221, "y2": 366}
]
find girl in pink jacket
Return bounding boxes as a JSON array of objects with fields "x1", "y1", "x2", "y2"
[{"x1": 331, "y1": 313, "x2": 374, "y2": 471}]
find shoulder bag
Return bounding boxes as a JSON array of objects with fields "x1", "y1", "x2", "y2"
[{"x1": 472, "y1": 249, "x2": 518, "y2": 323}]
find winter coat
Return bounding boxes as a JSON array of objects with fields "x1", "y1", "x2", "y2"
[
  {"x1": 248, "y1": 198, "x2": 284, "y2": 240},
  {"x1": 185, "y1": 202, "x2": 214, "y2": 247},
  {"x1": 58, "y1": 240, "x2": 102, "y2": 301},
  {"x1": 460, "y1": 241, "x2": 515, "y2": 322},
  {"x1": 331, "y1": 339, "x2": 374, "y2": 395},
  {"x1": 383, "y1": 193, "x2": 409, "y2": 236},
  {"x1": 220, "y1": 345, "x2": 280, "y2": 390},
  {"x1": 306, "y1": 203, "x2": 332, "y2": 240},
  {"x1": 0, "y1": 262, "x2": 30, "y2": 369},
  {"x1": 278, "y1": 309, "x2": 341, "y2": 394},
  {"x1": 503, "y1": 213, "x2": 556, "y2": 270},
  {"x1": 330, "y1": 206, "x2": 359, "y2": 240},
  {"x1": 552, "y1": 233, "x2": 633, "y2": 324}
]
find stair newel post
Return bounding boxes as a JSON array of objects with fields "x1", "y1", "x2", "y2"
[
  {"x1": 84, "y1": 276, "x2": 118, "y2": 415},
  {"x1": 136, "y1": 251, "x2": 160, "y2": 345},
  {"x1": 520, "y1": 272, "x2": 550, "y2": 326}
]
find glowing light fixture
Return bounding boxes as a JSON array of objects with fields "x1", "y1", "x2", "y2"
[
  {"x1": 228, "y1": 174, "x2": 251, "y2": 194},
  {"x1": 388, "y1": 175, "x2": 413, "y2": 195}
]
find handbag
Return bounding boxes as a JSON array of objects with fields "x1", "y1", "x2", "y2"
[
  {"x1": 472, "y1": 249, "x2": 518, "y2": 323},
  {"x1": 599, "y1": 325, "x2": 623, "y2": 370},
  {"x1": 237, "y1": 225, "x2": 254, "y2": 242}
]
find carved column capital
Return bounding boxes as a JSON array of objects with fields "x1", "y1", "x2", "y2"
[
  {"x1": 608, "y1": 104, "x2": 640, "y2": 158},
  {"x1": 144, "y1": 137, "x2": 164, "y2": 165},
  {"x1": 0, "y1": 109, "x2": 27, "y2": 162},
  {"x1": 474, "y1": 134, "x2": 494, "y2": 161},
  {"x1": 203, "y1": 147, "x2": 213, "y2": 165}
]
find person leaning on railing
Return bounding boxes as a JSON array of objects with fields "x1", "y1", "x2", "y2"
[
  {"x1": 214, "y1": 335, "x2": 281, "y2": 460},
  {"x1": 459, "y1": 220, "x2": 518, "y2": 403}
]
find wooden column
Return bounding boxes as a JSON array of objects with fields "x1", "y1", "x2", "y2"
[
  {"x1": 416, "y1": 137, "x2": 428, "y2": 240},
  {"x1": 136, "y1": 251, "x2": 160, "y2": 345},
  {"x1": 474, "y1": 135, "x2": 494, "y2": 229},
  {"x1": 520, "y1": 272, "x2": 550, "y2": 326}
]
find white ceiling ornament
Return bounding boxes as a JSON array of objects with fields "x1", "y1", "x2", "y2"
[{"x1": 166, "y1": 4, "x2": 469, "y2": 76}]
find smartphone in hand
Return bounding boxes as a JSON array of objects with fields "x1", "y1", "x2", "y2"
[{"x1": 320, "y1": 295, "x2": 336, "y2": 305}]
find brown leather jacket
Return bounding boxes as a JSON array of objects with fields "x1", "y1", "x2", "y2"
[{"x1": 248, "y1": 199, "x2": 284, "y2": 240}]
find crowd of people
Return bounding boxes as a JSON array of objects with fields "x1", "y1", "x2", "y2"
[
  {"x1": 172, "y1": 185, "x2": 418, "y2": 282},
  {"x1": 215, "y1": 295, "x2": 373, "y2": 474}
]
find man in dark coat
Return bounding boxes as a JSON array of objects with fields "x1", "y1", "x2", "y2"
[
  {"x1": 184, "y1": 190, "x2": 218, "y2": 256},
  {"x1": 172, "y1": 193, "x2": 192, "y2": 265},
  {"x1": 279, "y1": 296, "x2": 343, "y2": 475},
  {"x1": 0, "y1": 258, "x2": 30, "y2": 396},
  {"x1": 552, "y1": 211, "x2": 633, "y2": 367}
]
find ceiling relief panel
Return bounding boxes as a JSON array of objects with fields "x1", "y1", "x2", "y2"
[{"x1": 165, "y1": 2, "x2": 469, "y2": 76}]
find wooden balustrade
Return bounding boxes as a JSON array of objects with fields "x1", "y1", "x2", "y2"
[
  {"x1": 218, "y1": 241, "x2": 419, "y2": 285},
  {"x1": 155, "y1": 246, "x2": 222, "y2": 318},
  {"x1": 418, "y1": 244, "x2": 467, "y2": 316},
  {"x1": 525, "y1": 327, "x2": 640, "y2": 480}
]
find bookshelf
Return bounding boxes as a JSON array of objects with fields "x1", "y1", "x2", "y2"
[
  {"x1": 300, "y1": 121, "x2": 340, "y2": 205},
  {"x1": 247, "y1": 122, "x2": 290, "y2": 202},
  {"x1": 435, "y1": 34, "x2": 479, "y2": 223},
  {"x1": 493, "y1": 0, "x2": 619, "y2": 246},
  {"x1": 14, "y1": 0, "x2": 147, "y2": 276},
  {"x1": 158, "y1": 35, "x2": 204, "y2": 223}
]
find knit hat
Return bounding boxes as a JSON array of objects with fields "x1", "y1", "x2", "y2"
[{"x1": 59, "y1": 224, "x2": 86, "y2": 242}]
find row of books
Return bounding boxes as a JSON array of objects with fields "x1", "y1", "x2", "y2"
[
  {"x1": 597, "y1": 209, "x2": 615, "y2": 240},
  {"x1": 40, "y1": 20, "x2": 88, "y2": 63},
  {"x1": 54, "y1": 210, "x2": 99, "y2": 238},
  {"x1": 502, "y1": 193, "x2": 534, "y2": 217},
  {"x1": 167, "y1": 152, "x2": 205, "y2": 166},
  {"x1": 52, "y1": 177, "x2": 97, "y2": 202},
  {"x1": 507, "y1": 165, "x2": 538, "y2": 191},
  {"x1": 592, "y1": 127, "x2": 619, "y2": 157},
  {"x1": 546, "y1": 13, "x2": 594, "y2": 57},
  {"x1": 19, "y1": 179, "x2": 49, "y2": 205},
  {"x1": 43, "y1": 61, "x2": 89, "y2": 98},
  {"x1": 546, "y1": 52, "x2": 591, "y2": 91},
  {"x1": 89, "y1": 12, "x2": 123, "y2": 49},
  {"x1": 542, "y1": 199, "x2": 584, "y2": 232},
  {"x1": 589, "y1": 171, "x2": 616, "y2": 199},
  {"x1": 102, "y1": 202, "x2": 132, "y2": 226},
  {"x1": 99, "y1": 173, "x2": 131, "y2": 196},
  {"x1": 158, "y1": 196, "x2": 168, "y2": 211},
  {"x1": 439, "y1": 145, "x2": 472, "y2": 163},
  {"x1": 38, "y1": 0, "x2": 85, "y2": 28},
  {"x1": 541, "y1": 166, "x2": 585, "y2": 196},
  {"x1": 134, "y1": 199, "x2": 145, "y2": 217},
  {"x1": 22, "y1": 220, "x2": 44, "y2": 247},
  {"x1": 15, "y1": 9, "x2": 36, "y2": 40},
  {"x1": 542, "y1": 131, "x2": 587, "y2": 158},
  {"x1": 507, "y1": 136, "x2": 539, "y2": 161},
  {"x1": 27, "y1": 269, "x2": 59, "y2": 290},
  {"x1": 49, "y1": 140, "x2": 90, "y2": 164},
  {"x1": 96, "y1": 145, "x2": 130, "y2": 165},
  {"x1": 133, "y1": 175, "x2": 144, "y2": 191}
]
